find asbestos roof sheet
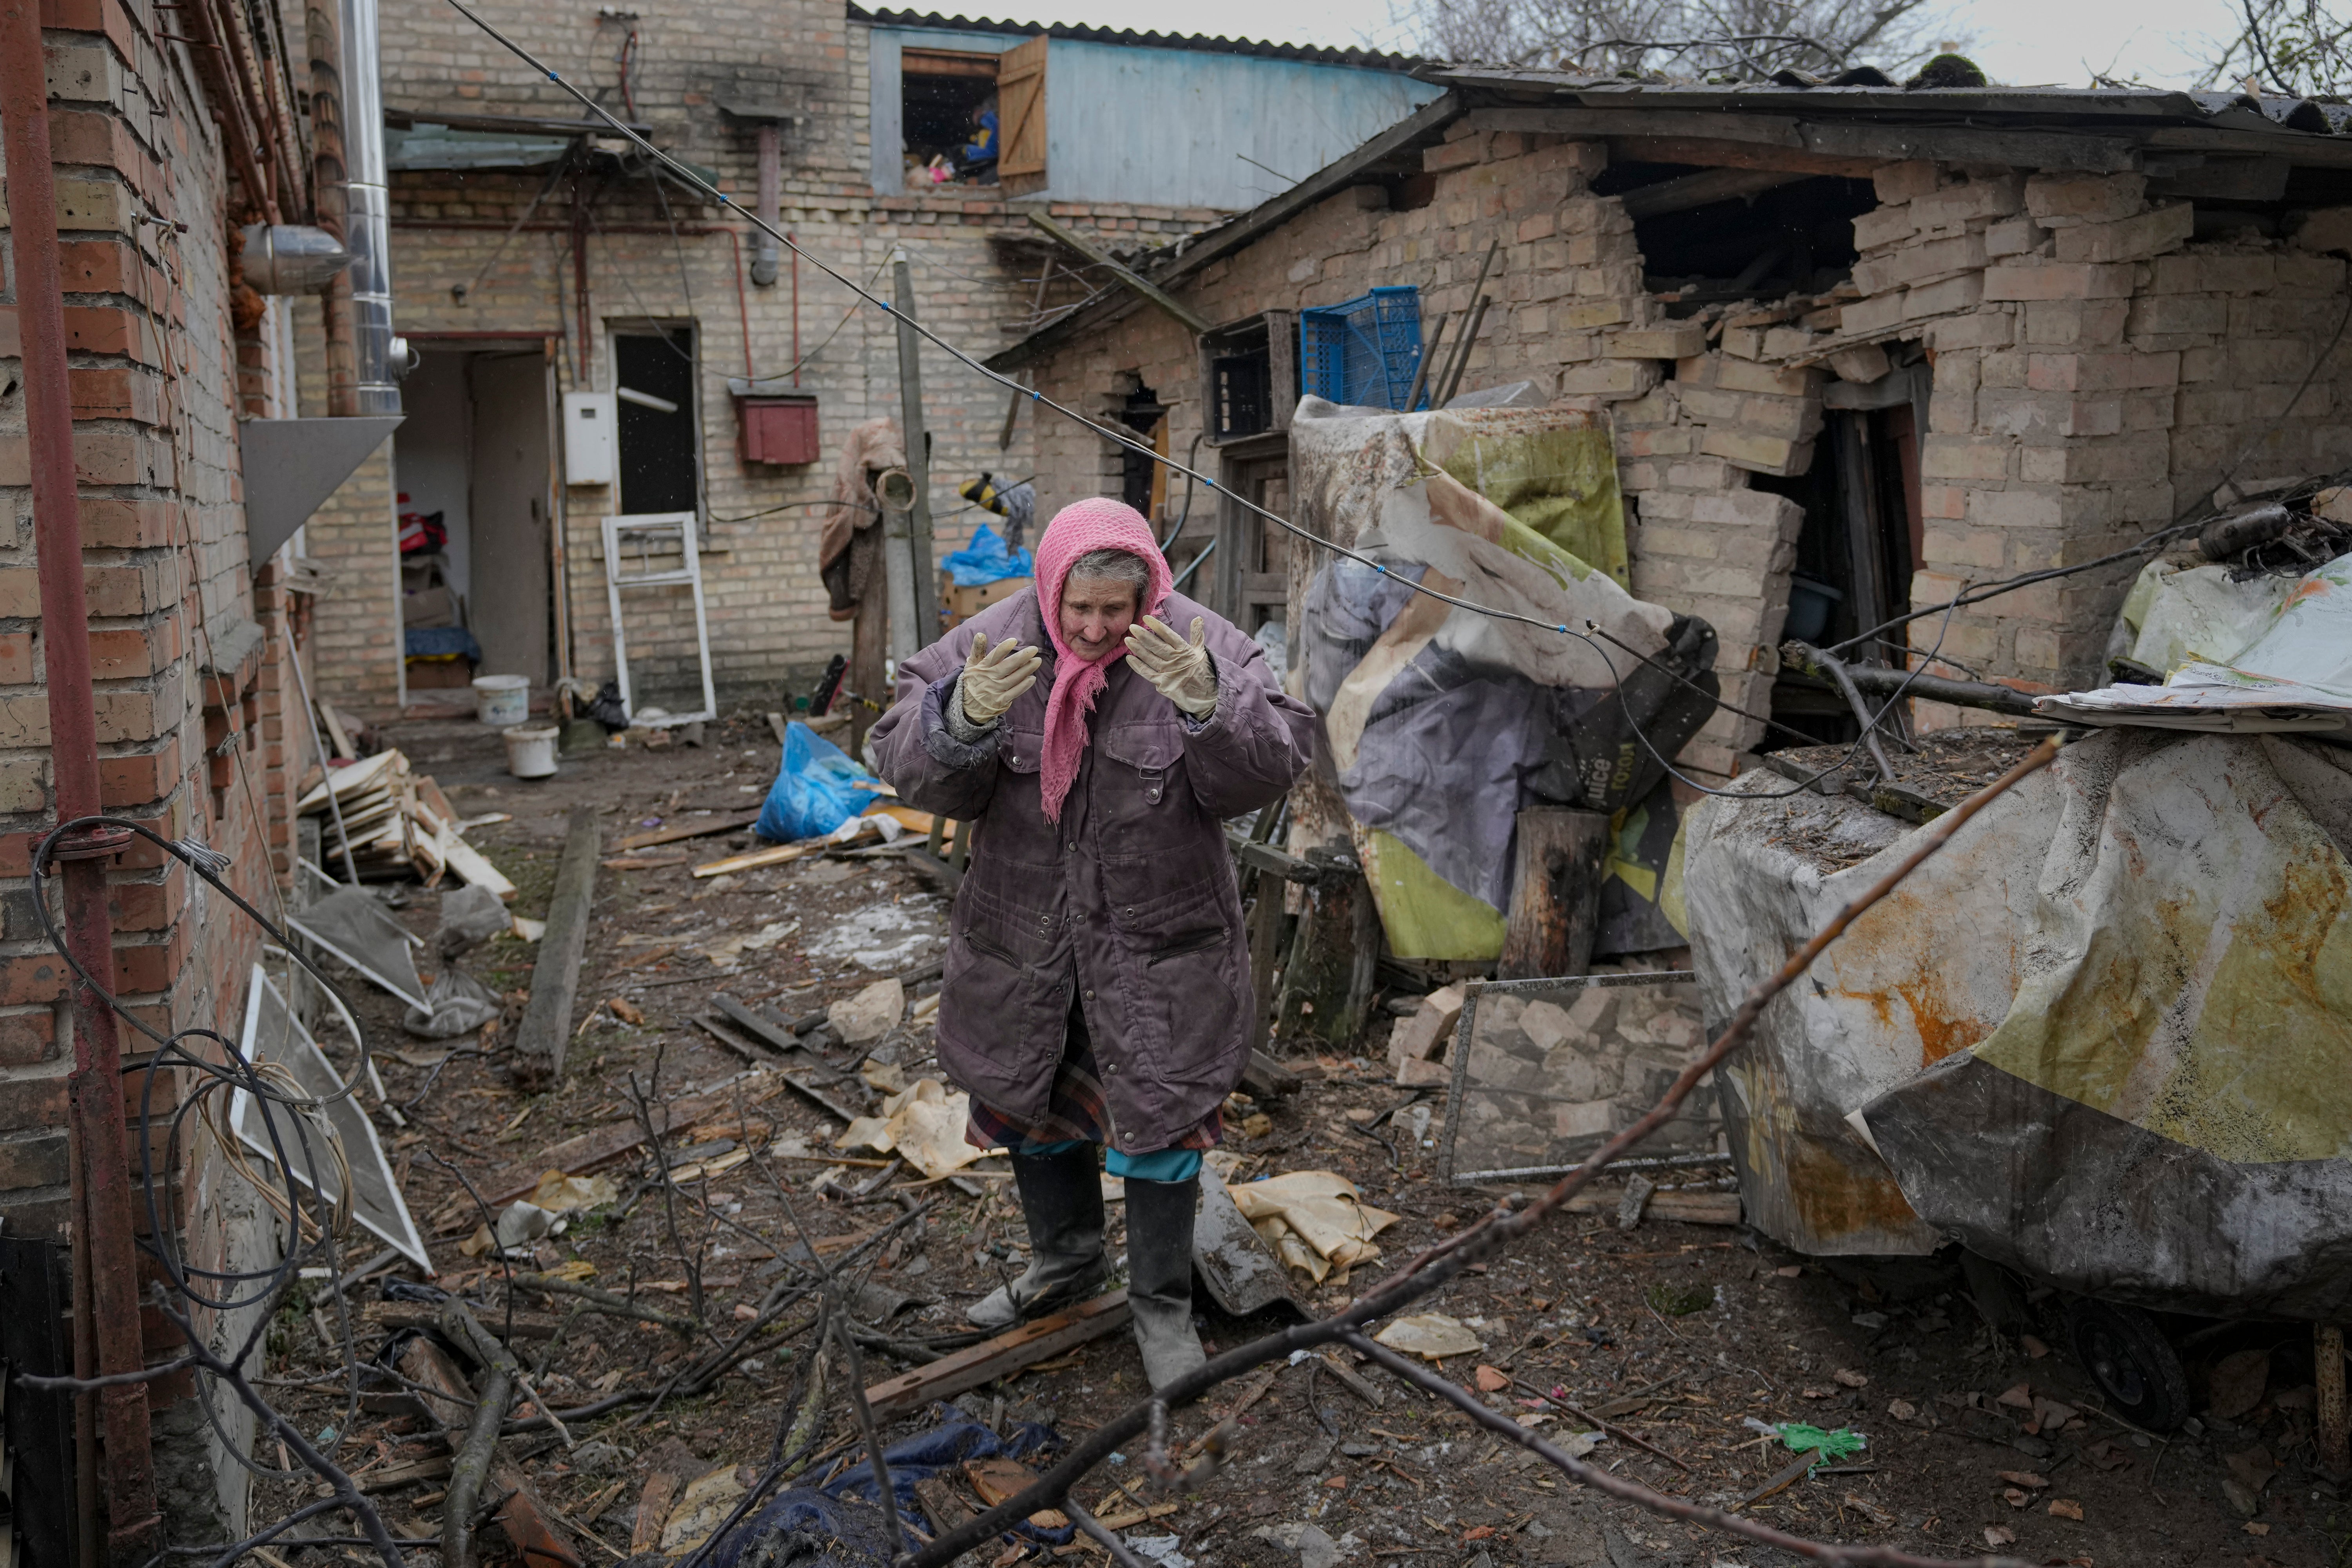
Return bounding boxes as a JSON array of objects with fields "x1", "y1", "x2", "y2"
[
  {"x1": 848, "y1": 4, "x2": 1428, "y2": 70},
  {"x1": 1428, "y1": 67, "x2": 2352, "y2": 137}
]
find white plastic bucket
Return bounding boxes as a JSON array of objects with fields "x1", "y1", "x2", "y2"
[
  {"x1": 503, "y1": 723, "x2": 559, "y2": 779},
  {"x1": 472, "y1": 674, "x2": 530, "y2": 727}
]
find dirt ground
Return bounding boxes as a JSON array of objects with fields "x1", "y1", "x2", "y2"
[{"x1": 250, "y1": 711, "x2": 2344, "y2": 1568}]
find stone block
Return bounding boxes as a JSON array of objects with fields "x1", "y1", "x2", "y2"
[
  {"x1": 1716, "y1": 357, "x2": 1815, "y2": 398},
  {"x1": 1826, "y1": 342, "x2": 1891, "y2": 383},
  {"x1": 1985, "y1": 217, "x2": 2046, "y2": 258},
  {"x1": 1607, "y1": 322, "x2": 1706, "y2": 360},
  {"x1": 2024, "y1": 172, "x2": 2148, "y2": 226},
  {"x1": 2294, "y1": 205, "x2": 2352, "y2": 255},
  {"x1": 1920, "y1": 435, "x2": 2011, "y2": 481},
  {"x1": 1850, "y1": 204, "x2": 1919, "y2": 252},
  {"x1": 1852, "y1": 232, "x2": 1987, "y2": 296},
  {"x1": 1872, "y1": 161, "x2": 1940, "y2": 203},
  {"x1": 1982, "y1": 263, "x2": 2136, "y2": 301},
  {"x1": 1911, "y1": 176, "x2": 2022, "y2": 232},
  {"x1": 2052, "y1": 202, "x2": 2194, "y2": 265},
  {"x1": 1556, "y1": 359, "x2": 1659, "y2": 399},
  {"x1": 1699, "y1": 428, "x2": 1812, "y2": 477},
  {"x1": 1927, "y1": 309, "x2": 2017, "y2": 352}
]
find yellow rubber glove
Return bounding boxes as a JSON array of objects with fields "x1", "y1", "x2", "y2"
[
  {"x1": 957, "y1": 632, "x2": 1043, "y2": 723},
  {"x1": 1122, "y1": 615, "x2": 1217, "y2": 718}
]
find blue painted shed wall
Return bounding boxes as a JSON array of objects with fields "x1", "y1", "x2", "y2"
[
  {"x1": 862, "y1": 26, "x2": 1442, "y2": 206},
  {"x1": 1039, "y1": 42, "x2": 1442, "y2": 208}
]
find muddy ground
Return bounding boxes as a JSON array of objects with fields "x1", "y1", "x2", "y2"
[{"x1": 250, "y1": 711, "x2": 2342, "y2": 1568}]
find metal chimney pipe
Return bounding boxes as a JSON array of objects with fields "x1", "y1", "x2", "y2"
[{"x1": 338, "y1": 0, "x2": 403, "y2": 412}]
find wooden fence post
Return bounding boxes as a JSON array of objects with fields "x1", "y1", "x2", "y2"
[{"x1": 1499, "y1": 807, "x2": 1611, "y2": 980}]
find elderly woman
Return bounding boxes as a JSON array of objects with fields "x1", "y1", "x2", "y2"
[{"x1": 870, "y1": 497, "x2": 1314, "y2": 1389}]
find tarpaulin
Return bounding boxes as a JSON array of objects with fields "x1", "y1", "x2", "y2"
[
  {"x1": 1288, "y1": 399, "x2": 1713, "y2": 957},
  {"x1": 2044, "y1": 551, "x2": 2352, "y2": 733},
  {"x1": 818, "y1": 1414, "x2": 1071, "y2": 1547},
  {"x1": 1684, "y1": 727, "x2": 2352, "y2": 1317}
]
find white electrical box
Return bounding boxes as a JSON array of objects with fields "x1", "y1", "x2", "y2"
[{"x1": 562, "y1": 392, "x2": 616, "y2": 486}]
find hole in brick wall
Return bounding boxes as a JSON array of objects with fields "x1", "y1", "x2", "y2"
[
  {"x1": 1114, "y1": 383, "x2": 1166, "y2": 519},
  {"x1": 1598, "y1": 164, "x2": 1878, "y2": 309}
]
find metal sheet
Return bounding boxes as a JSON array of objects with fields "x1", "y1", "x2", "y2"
[{"x1": 240, "y1": 416, "x2": 403, "y2": 566}]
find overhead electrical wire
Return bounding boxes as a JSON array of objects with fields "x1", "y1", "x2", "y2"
[{"x1": 438, "y1": 0, "x2": 2343, "y2": 793}]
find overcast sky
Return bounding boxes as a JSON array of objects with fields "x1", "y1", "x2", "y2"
[{"x1": 979, "y1": 0, "x2": 2237, "y2": 89}]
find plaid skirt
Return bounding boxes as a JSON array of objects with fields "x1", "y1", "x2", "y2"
[{"x1": 963, "y1": 1001, "x2": 1222, "y2": 1156}]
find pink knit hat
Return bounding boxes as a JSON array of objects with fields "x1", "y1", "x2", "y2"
[{"x1": 1031, "y1": 498, "x2": 1172, "y2": 821}]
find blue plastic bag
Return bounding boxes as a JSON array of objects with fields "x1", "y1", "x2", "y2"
[
  {"x1": 754, "y1": 720, "x2": 884, "y2": 843},
  {"x1": 940, "y1": 522, "x2": 1035, "y2": 588},
  {"x1": 820, "y1": 1412, "x2": 1070, "y2": 1547}
]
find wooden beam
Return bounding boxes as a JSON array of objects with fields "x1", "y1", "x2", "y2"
[
  {"x1": 616, "y1": 811, "x2": 760, "y2": 852},
  {"x1": 1499, "y1": 808, "x2": 1610, "y2": 982},
  {"x1": 863, "y1": 1290, "x2": 1133, "y2": 1420},
  {"x1": 1609, "y1": 135, "x2": 1888, "y2": 178},
  {"x1": 1621, "y1": 165, "x2": 1809, "y2": 219},
  {"x1": 397, "y1": 1334, "x2": 584, "y2": 1568},
  {"x1": 1024, "y1": 210, "x2": 1209, "y2": 336},
  {"x1": 1468, "y1": 105, "x2": 2141, "y2": 173},
  {"x1": 513, "y1": 807, "x2": 600, "y2": 1086}
]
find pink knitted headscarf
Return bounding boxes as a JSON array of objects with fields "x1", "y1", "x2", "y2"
[{"x1": 1031, "y1": 498, "x2": 1172, "y2": 821}]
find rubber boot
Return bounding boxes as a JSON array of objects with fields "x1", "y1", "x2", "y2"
[
  {"x1": 1123, "y1": 1175, "x2": 1208, "y2": 1393},
  {"x1": 967, "y1": 1144, "x2": 1109, "y2": 1329}
]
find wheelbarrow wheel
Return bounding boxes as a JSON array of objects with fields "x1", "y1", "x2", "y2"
[{"x1": 2066, "y1": 1299, "x2": 2191, "y2": 1432}]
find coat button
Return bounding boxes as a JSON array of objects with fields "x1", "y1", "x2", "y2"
[
  {"x1": 1067, "y1": 841, "x2": 1077, "y2": 851},
  {"x1": 1084, "y1": 989, "x2": 1096, "y2": 999}
]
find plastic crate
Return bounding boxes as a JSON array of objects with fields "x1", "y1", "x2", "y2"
[{"x1": 1298, "y1": 286, "x2": 1425, "y2": 411}]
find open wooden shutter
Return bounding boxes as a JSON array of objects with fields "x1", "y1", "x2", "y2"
[{"x1": 996, "y1": 34, "x2": 1047, "y2": 186}]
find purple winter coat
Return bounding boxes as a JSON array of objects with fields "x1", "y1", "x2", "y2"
[{"x1": 869, "y1": 586, "x2": 1315, "y2": 1155}]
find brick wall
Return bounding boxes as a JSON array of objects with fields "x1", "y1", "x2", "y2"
[
  {"x1": 298, "y1": 0, "x2": 1232, "y2": 716},
  {"x1": 4, "y1": 0, "x2": 312, "y2": 1542},
  {"x1": 1016, "y1": 122, "x2": 2352, "y2": 777}
]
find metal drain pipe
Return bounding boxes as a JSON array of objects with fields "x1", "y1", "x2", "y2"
[{"x1": 339, "y1": 0, "x2": 405, "y2": 412}]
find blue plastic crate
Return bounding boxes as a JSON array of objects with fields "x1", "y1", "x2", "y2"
[{"x1": 1299, "y1": 286, "x2": 1425, "y2": 411}]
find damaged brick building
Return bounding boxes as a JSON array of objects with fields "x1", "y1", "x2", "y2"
[{"x1": 993, "y1": 76, "x2": 2352, "y2": 778}]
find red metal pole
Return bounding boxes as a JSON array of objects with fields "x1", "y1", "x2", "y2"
[{"x1": 0, "y1": 2, "x2": 162, "y2": 1553}]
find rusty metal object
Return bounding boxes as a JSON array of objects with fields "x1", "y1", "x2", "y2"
[{"x1": 0, "y1": 11, "x2": 161, "y2": 1553}]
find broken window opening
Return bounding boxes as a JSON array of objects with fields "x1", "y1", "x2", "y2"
[
  {"x1": 1597, "y1": 163, "x2": 1877, "y2": 309},
  {"x1": 1200, "y1": 311, "x2": 1299, "y2": 446},
  {"x1": 902, "y1": 47, "x2": 1000, "y2": 189},
  {"x1": 613, "y1": 326, "x2": 700, "y2": 518}
]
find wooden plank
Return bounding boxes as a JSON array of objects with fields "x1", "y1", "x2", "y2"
[
  {"x1": 1607, "y1": 135, "x2": 1885, "y2": 178},
  {"x1": 1237, "y1": 840, "x2": 1320, "y2": 885},
  {"x1": 714, "y1": 994, "x2": 808, "y2": 1050},
  {"x1": 1240, "y1": 1050, "x2": 1300, "y2": 1100},
  {"x1": 513, "y1": 807, "x2": 601, "y2": 1083},
  {"x1": 1498, "y1": 807, "x2": 1610, "y2": 981},
  {"x1": 1563, "y1": 1188, "x2": 1742, "y2": 1225},
  {"x1": 617, "y1": 811, "x2": 761, "y2": 852},
  {"x1": 1622, "y1": 166, "x2": 1808, "y2": 219},
  {"x1": 437, "y1": 828, "x2": 519, "y2": 901},
  {"x1": 864, "y1": 1290, "x2": 1132, "y2": 1421},
  {"x1": 483, "y1": 1084, "x2": 754, "y2": 1204},
  {"x1": 358, "y1": 1454, "x2": 453, "y2": 1493},
  {"x1": 1025, "y1": 210, "x2": 1210, "y2": 336},
  {"x1": 629, "y1": 1439, "x2": 701, "y2": 1555}
]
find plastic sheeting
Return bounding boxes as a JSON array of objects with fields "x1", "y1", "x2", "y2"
[
  {"x1": 1684, "y1": 729, "x2": 2352, "y2": 1318},
  {"x1": 815, "y1": 1414, "x2": 1071, "y2": 1548},
  {"x1": 1289, "y1": 399, "x2": 1714, "y2": 956},
  {"x1": 2044, "y1": 552, "x2": 2352, "y2": 732},
  {"x1": 756, "y1": 720, "x2": 887, "y2": 843},
  {"x1": 941, "y1": 521, "x2": 1035, "y2": 587},
  {"x1": 288, "y1": 886, "x2": 428, "y2": 1011}
]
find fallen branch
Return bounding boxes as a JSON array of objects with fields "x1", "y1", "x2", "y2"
[
  {"x1": 905, "y1": 738, "x2": 2059, "y2": 1568},
  {"x1": 504, "y1": 1272, "x2": 698, "y2": 1332}
]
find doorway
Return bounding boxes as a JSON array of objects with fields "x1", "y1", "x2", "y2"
[
  {"x1": 1212, "y1": 432, "x2": 1292, "y2": 665},
  {"x1": 394, "y1": 341, "x2": 559, "y2": 687},
  {"x1": 1754, "y1": 356, "x2": 1927, "y2": 749}
]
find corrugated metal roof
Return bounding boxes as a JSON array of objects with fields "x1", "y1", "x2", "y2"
[{"x1": 848, "y1": 5, "x2": 1427, "y2": 70}]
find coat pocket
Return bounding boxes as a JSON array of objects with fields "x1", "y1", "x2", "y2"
[{"x1": 1142, "y1": 932, "x2": 1244, "y2": 1093}]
